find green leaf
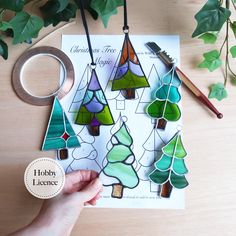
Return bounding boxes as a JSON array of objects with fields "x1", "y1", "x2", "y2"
[
  {"x1": 41, "y1": 1, "x2": 77, "y2": 27},
  {"x1": 0, "y1": 39, "x2": 8, "y2": 60},
  {"x1": 40, "y1": 0, "x2": 60, "y2": 16},
  {"x1": 230, "y1": 46, "x2": 236, "y2": 58},
  {"x1": 24, "y1": 38, "x2": 32, "y2": 44},
  {"x1": 198, "y1": 32, "x2": 217, "y2": 44},
  {"x1": 0, "y1": 0, "x2": 25, "y2": 12},
  {"x1": 9, "y1": 11, "x2": 43, "y2": 44},
  {"x1": 58, "y1": 0, "x2": 68, "y2": 12},
  {"x1": 198, "y1": 50, "x2": 222, "y2": 72},
  {"x1": 90, "y1": 0, "x2": 124, "y2": 27},
  {"x1": 74, "y1": 0, "x2": 98, "y2": 20},
  {"x1": 230, "y1": 21, "x2": 236, "y2": 38},
  {"x1": 208, "y1": 83, "x2": 228, "y2": 101},
  {"x1": 0, "y1": 21, "x2": 12, "y2": 31},
  {"x1": 192, "y1": 0, "x2": 231, "y2": 38}
]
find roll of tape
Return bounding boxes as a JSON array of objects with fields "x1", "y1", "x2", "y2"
[{"x1": 12, "y1": 46, "x2": 75, "y2": 106}]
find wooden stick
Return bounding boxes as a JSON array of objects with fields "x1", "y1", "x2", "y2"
[{"x1": 175, "y1": 68, "x2": 223, "y2": 119}]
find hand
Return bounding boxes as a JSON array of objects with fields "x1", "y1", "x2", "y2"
[{"x1": 9, "y1": 170, "x2": 103, "y2": 236}]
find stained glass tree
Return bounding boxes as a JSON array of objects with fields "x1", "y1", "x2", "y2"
[
  {"x1": 75, "y1": 69, "x2": 114, "y2": 136},
  {"x1": 42, "y1": 97, "x2": 80, "y2": 160},
  {"x1": 146, "y1": 67, "x2": 181, "y2": 130},
  {"x1": 102, "y1": 121, "x2": 139, "y2": 198},
  {"x1": 111, "y1": 34, "x2": 149, "y2": 99},
  {"x1": 149, "y1": 132, "x2": 188, "y2": 198},
  {"x1": 105, "y1": 51, "x2": 139, "y2": 110}
]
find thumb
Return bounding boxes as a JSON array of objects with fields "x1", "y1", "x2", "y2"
[{"x1": 76, "y1": 178, "x2": 102, "y2": 203}]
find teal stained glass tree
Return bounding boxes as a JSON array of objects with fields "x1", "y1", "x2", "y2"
[
  {"x1": 149, "y1": 132, "x2": 188, "y2": 198},
  {"x1": 42, "y1": 97, "x2": 80, "y2": 160},
  {"x1": 75, "y1": 69, "x2": 114, "y2": 136},
  {"x1": 111, "y1": 34, "x2": 149, "y2": 99},
  {"x1": 146, "y1": 67, "x2": 181, "y2": 130},
  {"x1": 102, "y1": 121, "x2": 139, "y2": 198}
]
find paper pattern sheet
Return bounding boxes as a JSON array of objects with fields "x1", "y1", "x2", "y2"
[{"x1": 58, "y1": 35, "x2": 184, "y2": 209}]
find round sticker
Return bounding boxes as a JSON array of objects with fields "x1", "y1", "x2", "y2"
[{"x1": 24, "y1": 158, "x2": 65, "y2": 199}]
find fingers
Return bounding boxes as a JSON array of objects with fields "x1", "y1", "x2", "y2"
[
  {"x1": 67, "y1": 170, "x2": 99, "y2": 183},
  {"x1": 86, "y1": 199, "x2": 96, "y2": 206},
  {"x1": 64, "y1": 170, "x2": 99, "y2": 193},
  {"x1": 86, "y1": 191, "x2": 102, "y2": 205},
  {"x1": 62, "y1": 171, "x2": 103, "y2": 208},
  {"x1": 75, "y1": 177, "x2": 103, "y2": 203},
  {"x1": 72, "y1": 181, "x2": 90, "y2": 192}
]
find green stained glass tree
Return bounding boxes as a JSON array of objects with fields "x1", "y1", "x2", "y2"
[
  {"x1": 102, "y1": 121, "x2": 139, "y2": 198},
  {"x1": 149, "y1": 131, "x2": 188, "y2": 198},
  {"x1": 42, "y1": 97, "x2": 80, "y2": 160},
  {"x1": 146, "y1": 67, "x2": 181, "y2": 130},
  {"x1": 75, "y1": 69, "x2": 114, "y2": 136},
  {"x1": 111, "y1": 34, "x2": 149, "y2": 99}
]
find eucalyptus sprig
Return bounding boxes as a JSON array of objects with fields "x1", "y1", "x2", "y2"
[
  {"x1": 192, "y1": 0, "x2": 236, "y2": 101},
  {"x1": 0, "y1": 0, "x2": 123, "y2": 60}
]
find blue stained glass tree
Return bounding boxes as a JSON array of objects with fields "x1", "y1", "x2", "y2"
[{"x1": 75, "y1": 69, "x2": 114, "y2": 136}]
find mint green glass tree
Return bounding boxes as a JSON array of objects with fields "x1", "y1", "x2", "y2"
[
  {"x1": 102, "y1": 121, "x2": 139, "y2": 198},
  {"x1": 149, "y1": 131, "x2": 188, "y2": 198}
]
